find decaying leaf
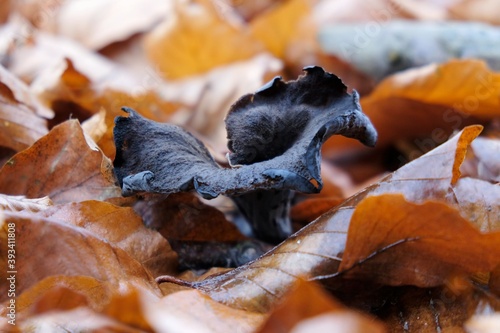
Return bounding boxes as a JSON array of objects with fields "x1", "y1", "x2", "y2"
[
  {"x1": 114, "y1": 66, "x2": 376, "y2": 198},
  {"x1": 0, "y1": 120, "x2": 122, "y2": 203},
  {"x1": 38, "y1": 200, "x2": 178, "y2": 276},
  {"x1": 339, "y1": 194, "x2": 500, "y2": 286},
  {"x1": 158, "y1": 126, "x2": 493, "y2": 313},
  {"x1": 257, "y1": 279, "x2": 386, "y2": 333},
  {"x1": 0, "y1": 211, "x2": 160, "y2": 300},
  {"x1": 319, "y1": 21, "x2": 500, "y2": 80}
]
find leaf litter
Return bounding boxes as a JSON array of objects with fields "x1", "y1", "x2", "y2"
[{"x1": 1, "y1": 1, "x2": 500, "y2": 332}]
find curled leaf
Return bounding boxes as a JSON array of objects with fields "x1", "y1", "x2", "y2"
[{"x1": 113, "y1": 67, "x2": 377, "y2": 199}]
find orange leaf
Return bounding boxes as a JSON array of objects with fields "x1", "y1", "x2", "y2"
[
  {"x1": 339, "y1": 194, "x2": 500, "y2": 286},
  {"x1": 183, "y1": 126, "x2": 489, "y2": 312},
  {"x1": 0, "y1": 211, "x2": 160, "y2": 299},
  {"x1": 250, "y1": 0, "x2": 310, "y2": 58},
  {"x1": 0, "y1": 120, "x2": 121, "y2": 203},
  {"x1": 143, "y1": 0, "x2": 263, "y2": 79},
  {"x1": 257, "y1": 279, "x2": 385, "y2": 333},
  {"x1": 39, "y1": 200, "x2": 178, "y2": 276}
]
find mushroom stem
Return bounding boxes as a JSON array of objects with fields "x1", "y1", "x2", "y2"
[{"x1": 231, "y1": 190, "x2": 293, "y2": 244}]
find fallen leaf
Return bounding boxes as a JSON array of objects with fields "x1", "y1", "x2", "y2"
[
  {"x1": 327, "y1": 60, "x2": 500, "y2": 155},
  {"x1": 51, "y1": 0, "x2": 172, "y2": 50},
  {"x1": 257, "y1": 279, "x2": 386, "y2": 333},
  {"x1": 250, "y1": 0, "x2": 310, "y2": 59},
  {"x1": 13, "y1": 276, "x2": 108, "y2": 316},
  {"x1": 32, "y1": 56, "x2": 181, "y2": 158},
  {"x1": 379, "y1": 284, "x2": 499, "y2": 333},
  {"x1": 147, "y1": 289, "x2": 265, "y2": 333},
  {"x1": 0, "y1": 64, "x2": 50, "y2": 153},
  {"x1": 0, "y1": 120, "x2": 121, "y2": 203},
  {"x1": 8, "y1": 30, "x2": 138, "y2": 89},
  {"x1": 143, "y1": 0, "x2": 263, "y2": 79},
  {"x1": 0, "y1": 211, "x2": 160, "y2": 301},
  {"x1": 0, "y1": 194, "x2": 53, "y2": 213},
  {"x1": 339, "y1": 194, "x2": 500, "y2": 286},
  {"x1": 164, "y1": 126, "x2": 485, "y2": 312},
  {"x1": 38, "y1": 200, "x2": 178, "y2": 276}
]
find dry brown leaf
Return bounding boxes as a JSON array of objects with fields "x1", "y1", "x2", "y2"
[
  {"x1": 452, "y1": 178, "x2": 500, "y2": 232},
  {"x1": 143, "y1": 0, "x2": 264, "y2": 79},
  {"x1": 325, "y1": 60, "x2": 500, "y2": 155},
  {"x1": 380, "y1": 284, "x2": 499, "y2": 333},
  {"x1": 0, "y1": 120, "x2": 121, "y2": 203},
  {"x1": 13, "y1": 276, "x2": 109, "y2": 316},
  {"x1": 169, "y1": 126, "x2": 487, "y2": 313},
  {"x1": 291, "y1": 197, "x2": 343, "y2": 227},
  {"x1": 50, "y1": 0, "x2": 172, "y2": 50},
  {"x1": 257, "y1": 279, "x2": 386, "y2": 333},
  {"x1": 0, "y1": 64, "x2": 50, "y2": 153},
  {"x1": 249, "y1": 0, "x2": 310, "y2": 59},
  {"x1": 0, "y1": 211, "x2": 160, "y2": 301},
  {"x1": 339, "y1": 194, "x2": 500, "y2": 286},
  {"x1": 0, "y1": 194, "x2": 53, "y2": 213},
  {"x1": 32, "y1": 56, "x2": 180, "y2": 158},
  {"x1": 8, "y1": 31, "x2": 138, "y2": 88},
  {"x1": 147, "y1": 289, "x2": 265, "y2": 333},
  {"x1": 38, "y1": 200, "x2": 178, "y2": 276}
]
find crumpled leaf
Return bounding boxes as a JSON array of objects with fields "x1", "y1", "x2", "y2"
[
  {"x1": 161, "y1": 126, "x2": 491, "y2": 313},
  {"x1": 0, "y1": 194, "x2": 53, "y2": 213},
  {"x1": 0, "y1": 64, "x2": 51, "y2": 153},
  {"x1": 114, "y1": 66, "x2": 377, "y2": 199},
  {"x1": 0, "y1": 211, "x2": 160, "y2": 300},
  {"x1": 143, "y1": 0, "x2": 263, "y2": 79},
  {"x1": 0, "y1": 120, "x2": 122, "y2": 203},
  {"x1": 318, "y1": 21, "x2": 500, "y2": 81},
  {"x1": 0, "y1": 276, "x2": 158, "y2": 332},
  {"x1": 338, "y1": 194, "x2": 500, "y2": 286},
  {"x1": 49, "y1": 0, "x2": 172, "y2": 50},
  {"x1": 38, "y1": 200, "x2": 178, "y2": 276},
  {"x1": 327, "y1": 60, "x2": 500, "y2": 154}
]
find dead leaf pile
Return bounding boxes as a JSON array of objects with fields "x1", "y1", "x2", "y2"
[{"x1": 0, "y1": 0, "x2": 499, "y2": 332}]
